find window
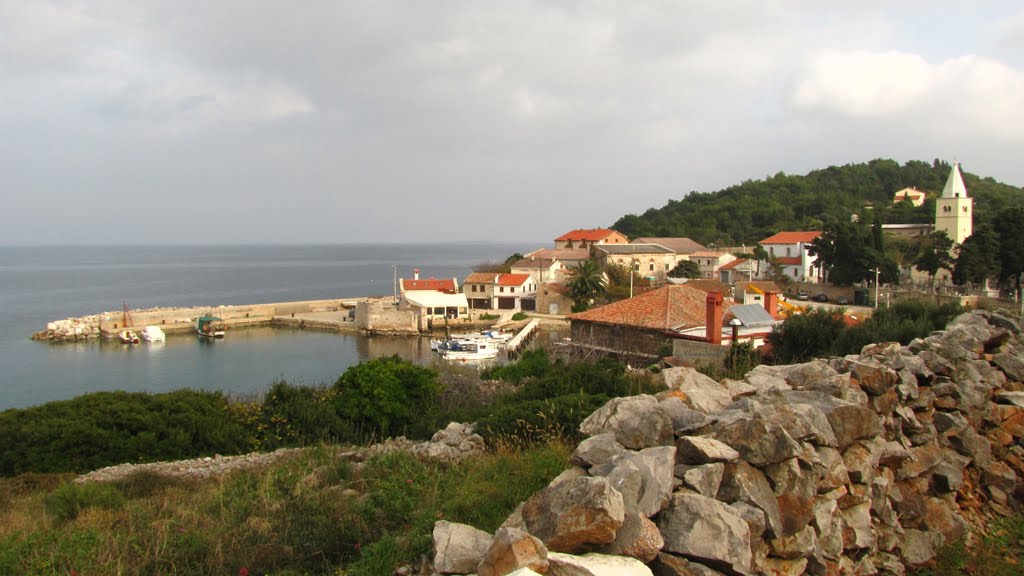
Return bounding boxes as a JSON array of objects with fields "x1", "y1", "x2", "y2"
[
  {"x1": 499, "y1": 287, "x2": 504, "y2": 293},
  {"x1": 649, "y1": 263, "x2": 655, "y2": 272},
  {"x1": 510, "y1": 287, "x2": 515, "y2": 293},
  {"x1": 786, "y1": 247, "x2": 792, "y2": 257},
  {"x1": 665, "y1": 263, "x2": 670, "y2": 271}
]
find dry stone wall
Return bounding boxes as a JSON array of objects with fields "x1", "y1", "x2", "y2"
[{"x1": 433, "y1": 310, "x2": 1024, "y2": 576}]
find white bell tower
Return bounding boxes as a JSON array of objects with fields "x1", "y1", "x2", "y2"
[{"x1": 934, "y1": 161, "x2": 973, "y2": 245}]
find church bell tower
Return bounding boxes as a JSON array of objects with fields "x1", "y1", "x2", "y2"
[{"x1": 934, "y1": 161, "x2": 973, "y2": 245}]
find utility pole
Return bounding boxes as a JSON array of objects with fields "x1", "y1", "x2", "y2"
[
  {"x1": 872, "y1": 268, "x2": 881, "y2": 310},
  {"x1": 393, "y1": 264, "x2": 398, "y2": 305},
  {"x1": 629, "y1": 259, "x2": 635, "y2": 299}
]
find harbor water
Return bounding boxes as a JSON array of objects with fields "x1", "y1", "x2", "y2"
[{"x1": 0, "y1": 243, "x2": 534, "y2": 410}]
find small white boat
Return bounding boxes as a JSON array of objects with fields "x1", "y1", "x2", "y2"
[
  {"x1": 118, "y1": 330, "x2": 140, "y2": 344},
  {"x1": 141, "y1": 325, "x2": 166, "y2": 343},
  {"x1": 196, "y1": 314, "x2": 226, "y2": 338},
  {"x1": 442, "y1": 340, "x2": 499, "y2": 361}
]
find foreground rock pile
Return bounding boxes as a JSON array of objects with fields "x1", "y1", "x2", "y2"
[{"x1": 432, "y1": 310, "x2": 1024, "y2": 575}]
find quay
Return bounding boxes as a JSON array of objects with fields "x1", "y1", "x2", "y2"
[{"x1": 34, "y1": 298, "x2": 568, "y2": 342}]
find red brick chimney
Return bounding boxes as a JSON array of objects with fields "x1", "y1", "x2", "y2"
[
  {"x1": 706, "y1": 291, "x2": 724, "y2": 345},
  {"x1": 764, "y1": 291, "x2": 779, "y2": 319}
]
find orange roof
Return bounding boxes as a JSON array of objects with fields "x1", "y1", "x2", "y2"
[
  {"x1": 681, "y1": 279, "x2": 731, "y2": 294},
  {"x1": 464, "y1": 272, "x2": 498, "y2": 284},
  {"x1": 760, "y1": 231, "x2": 822, "y2": 244},
  {"x1": 719, "y1": 258, "x2": 748, "y2": 271},
  {"x1": 571, "y1": 285, "x2": 732, "y2": 331},
  {"x1": 402, "y1": 278, "x2": 457, "y2": 293},
  {"x1": 738, "y1": 281, "x2": 782, "y2": 293},
  {"x1": 497, "y1": 274, "x2": 532, "y2": 286},
  {"x1": 555, "y1": 228, "x2": 619, "y2": 242},
  {"x1": 775, "y1": 257, "x2": 803, "y2": 265}
]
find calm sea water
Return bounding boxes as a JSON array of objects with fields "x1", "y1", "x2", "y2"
[{"x1": 0, "y1": 243, "x2": 534, "y2": 410}]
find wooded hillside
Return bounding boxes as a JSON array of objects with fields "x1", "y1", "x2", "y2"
[{"x1": 612, "y1": 159, "x2": 1024, "y2": 246}]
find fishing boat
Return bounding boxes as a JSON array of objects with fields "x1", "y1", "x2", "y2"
[
  {"x1": 118, "y1": 301, "x2": 140, "y2": 344},
  {"x1": 141, "y1": 325, "x2": 166, "y2": 343},
  {"x1": 441, "y1": 340, "x2": 499, "y2": 361},
  {"x1": 196, "y1": 314, "x2": 226, "y2": 338}
]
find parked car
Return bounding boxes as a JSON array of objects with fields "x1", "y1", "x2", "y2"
[
  {"x1": 796, "y1": 291, "x2": 809, "y2": 300},
  {"x1": 811, "y1": 293, "x2": 829, "y2": 302},
  {"x1": 837, "y1": 296, "x2": 850, "y2": 305}
]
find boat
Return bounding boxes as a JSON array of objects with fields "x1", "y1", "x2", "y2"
[
  {"x1": 141, "y1": 325, "x2": 166, "y2": 343},
  {"x1": 441, "y1": 340, "x2": 499, "y2": 361},
  {"x1": 196, "y1": 314, "x2": 226, "y2": 338},
  {"x1": 118, "y1": 301, "x2": 140, "y2": 344}
]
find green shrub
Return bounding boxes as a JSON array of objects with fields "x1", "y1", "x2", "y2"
[
  {"x1": 256, "y1": 381, "x2": 352, "y2": 449},
  {"x1": 482, "y1": 348, "x2": 551, "y2": 383},
  {"x1": 478, "y1": 313, "x2": 499, "y2": 320},
  {"x1": 332, "y1": 356, "x2": 441, "y2": 441},
  {"x1": 44, "y1": 481, "x2": 126, "y2": 523},
  {"x1": 511, "y1": 312, "x2": 528, "y2": 321}
]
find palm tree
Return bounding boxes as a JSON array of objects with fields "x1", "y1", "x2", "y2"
[{"x1": 567, "y1": 259, "x2": 607, "y2": 311}]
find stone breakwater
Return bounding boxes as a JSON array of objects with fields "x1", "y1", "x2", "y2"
[
  {"x1": 431, "y1": 309, "x2": 1024, "y2": 576},
  {"x1": 34, "y1": 315, "x2": 103, "y2": 341}
]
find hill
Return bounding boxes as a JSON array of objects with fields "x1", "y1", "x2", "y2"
[{"x1": 612, "y1": 158, "x2": 1024, "y2": 246}]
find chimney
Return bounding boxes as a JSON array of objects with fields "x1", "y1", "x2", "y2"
[
  {"x1": 706, "y1": 291, "x2": 724, "y2": 346},
  {"x1": 413, "y1": 268, "x2": 420, "y2": 280},
  {"x1": 764, "y1": 291, "x2": 779, "y2": 319}
]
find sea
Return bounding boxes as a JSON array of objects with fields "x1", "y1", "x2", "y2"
[{"x1": 0, "y1": 243, "x2": 536, "y2": 410}]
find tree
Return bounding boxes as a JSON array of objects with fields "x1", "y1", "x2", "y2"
[
  {"x1": 332, "y1": 356, "x2": 440, "y2": 438},
  {"x1": 567, "y1": 259, "x2": 607, "y2": 311},
  {"x1": 668, "y1": 259, "x2": 702, "y2": 279},
  {"x1": 953, "y1": 226, "x2": 1000, "y2": 288},
  {"x1": 994, "y1": 206, "x2": 1024, "y2": 298},
  {"x1": 915, "y1": 231, "x2": 954, "y2": 288}
]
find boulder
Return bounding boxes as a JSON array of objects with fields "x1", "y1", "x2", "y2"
[
  {"x1": 595, "y1": 447, "x2": 675, "y2": 518},
  {"x1": 580, "y1": 395, "x2": 674, "y2": 450},
  {"x1": 676, "y1": 436, "x2": 740, "y2": 464},
  {"x1": 898, "y1": 529, "x2": 939, "y2": 566},
  {"x1": 658, "y1": 397, "x2": 712, "y2": 433},
  {"x1": 650, "y1": 553, "x2": 726, "y2": 576},
  {"x1": 547, "y1": 551, "x2": 653, "y2": 576},
  {"x1": 521, "y1": 476, "x2": 625, "y2": 553},
  {"x1": 602, "y1": 512, "x2": 664, "y2": 563},
  {"x1": 658, "y1": 493, "x2": 752, "y2": 576},
  {"x1": 994, "y1": 351, "x2": 1024, "y2": 382},
  {"x1": 571, "y1": 433, "x2": 626, "y2": 468},
  {"x1": 710, "y1": 416, "x2": 801, "y2": 467},
  {"x1": 846, "y1": 358, "x2": 900, "y2": 396},
  {"x1": 716, "y1": 461, "x2": 784, "y2": 539},
  {"x1": 433, "y1": 520, "x2": 494, "y2": 574},
  {"x1": 839, "y1": 502, "x2": 874, "y2": 551},
  {"x1": 676, "y1": 463, "x2": 725, "y2": 498},
  {"x1": 756, "y1": 557, "x2": 807, "y2": 576},
  {"x1": 784, "y1": 392, "x2": 882, "y2": 449},
  {"x1": 477, "y1": 527, "x2": 548, "y2": 576},
  {"x1": 767, "y1": 524, "x2": 816, "y2": 560},
  {"x1": 663, "y1": 367, "x2": 733, "y2": 414}
]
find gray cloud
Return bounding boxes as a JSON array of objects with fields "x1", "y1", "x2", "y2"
[{"x1": 1, "y1": 1, "x2": 1021, "y2": 245}]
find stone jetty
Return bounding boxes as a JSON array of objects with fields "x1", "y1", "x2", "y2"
[{"x1": 432, "y1": 309, "x2": 1024, "y2": 575}]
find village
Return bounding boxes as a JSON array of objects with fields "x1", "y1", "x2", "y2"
[{"x1": 366, "y1": 161, "x2": 987, "y2": 366}]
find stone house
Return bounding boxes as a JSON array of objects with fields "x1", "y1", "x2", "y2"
[
  {"x1": 462, "y1": 272, "x2": 537, "y2": 311},
  {"x1": 594, "y1": 243, "x2": 679, "y2": 282},
  {"x1": 689, "y1": 251, "x2": 736, "y2": 279}
]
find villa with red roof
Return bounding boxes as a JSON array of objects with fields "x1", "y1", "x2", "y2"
[
  {"x1": 398, "y1": 269, "x2": 468, "y2": 322},
  {"x1": 553, "y1": 228, "x2": 629, "y2": 250},
  {"x1": 462, "y1": 272, "x2": 537, "y2": 311},
  {"x1": 757, "y1": 231, "x2": 822, "y2": 282}
]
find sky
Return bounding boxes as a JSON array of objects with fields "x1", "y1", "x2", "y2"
[{"x1": 2, "y1": 1, "x2": 1022, "y2": 246}]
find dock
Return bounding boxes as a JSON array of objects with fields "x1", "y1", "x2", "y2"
[{"x1": 505, "y1": 318, "x2": 540, "y2": 358}]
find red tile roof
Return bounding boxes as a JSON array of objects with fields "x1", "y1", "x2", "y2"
[
  {"x1": 760, "y1": 231, "x2": 822, "y2": 244},
  {"x1": 497, "y1": 273, "x2": 532, "y2": 286},
  {"x1": 570, "y1": 285, "x2": 732, "y2": 331},
  {"x1": 402, "y1": 278, "x2": 457, "y2": 293},
  {"x1": 681, "y1": 279, "x2": 731, "y2": 294},
  {"x1": 464, "y1": 272, "x2": 498, "y2": 284},
  {"x1": 555, "y1": 228, "x2": 620, "y2": 242},
  {"x1": 719, "y1": 258, "x2": 748, "y2": 271}
]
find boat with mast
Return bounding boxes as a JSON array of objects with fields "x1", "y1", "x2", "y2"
[
  {"x1": 196, "y1": 313, "x2": 226, "y2": 339},
  {"x1": 118, "y1": 302, "x2": 140, "y2": 344}
]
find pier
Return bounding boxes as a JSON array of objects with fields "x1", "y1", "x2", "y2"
[{"x1": 504, "y1": 318, "x2": 540, "y2": 358}]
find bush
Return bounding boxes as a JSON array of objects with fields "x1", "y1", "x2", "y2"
[
  {"x1": 511, "y1": 312, "x2": 528, "y2": 321},
  {"x1": 0, "y1": 390, "x2": 251, "y2": 475},
  {"x1": 45, "y1": 482, "x2": 126, "y2": 523},
  {"x1": 255, "y1": 381, "x2": 352, "y2": 449},
  {"x1": 332, "y1": 356, "x2": 441, "y2": 441}
]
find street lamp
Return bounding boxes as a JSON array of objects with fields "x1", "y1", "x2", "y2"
[
  {"x1": 872, "y1": 267, "x2": 881, "y2": 310},
  {"x1": 629, "y1": 259, "x2": 638, "y2": 298}
]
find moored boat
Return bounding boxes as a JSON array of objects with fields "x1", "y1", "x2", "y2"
[
  {"x1": 196, "y1": 314, "x2": 226, "y2": 338},
  {"x1": 441, "y1": 340, "x2": 499, "y2": 361},
  {"x1": 141, "y1": 325, "x2": 166, "y2": 343},
  {"x1": 118, "y1": 330, "x2": 140, "y2": 344}
]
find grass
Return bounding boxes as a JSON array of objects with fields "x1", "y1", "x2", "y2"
[
  {"x1": 912, "y1": 514, "x2": 1024, "y2": 576},
  {"x1": 0, "y1": 439, "x2": 571, "y2": 576}
]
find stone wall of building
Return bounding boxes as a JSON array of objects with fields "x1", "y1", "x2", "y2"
[{"x1": 356, "y1": 300, "x2": 421, "y2": 333}]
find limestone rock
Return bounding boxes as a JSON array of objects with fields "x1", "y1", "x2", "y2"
[
  {"x1": 658, "y1": 396, "x2": 712, "y2": 433},
  {"x1": 580, "y1": 395, "x2": 674, "y2": 450},
  {"x1": 433, "y1": 520, "x2": 494, "y2": 574},
  {"x1": 663, "y1": 367, "x2": 733, "y2": 414},
  {"x1": 676, "y1": 436, "x2": 741, "y2": 464},
  {"x1": 650, "y1": 553, "x2": 726, "y2": 576},
  {"x1": 476, "y1": 527, "x2": 548, "y2": 576},
  {"x1": 717, "y1": 461, "x2": 784, "y2": 539},
  {"x1": 571, "y1": 433, "x2": 626, "y2": 468},
  {"x1": 711, "y1": 415, "x2": 801, "y2": 467},
  {"x1": 658, "y1": 493, "x2": 752, "y2": 576},
  {"x1": 521, "y1": 476, "x2": 625, "y2": 553},
  {"x1": 595, "y1": 447, "x2": 675, "y2": 518},
  {"x1": 840, "y1": 502, "x2": 875, "y2": 551},
  {"x1": 898, "y1": 529, "x2": 939, "y2": 566},
  {"x1": 602, "y1": 512, "x2": 664, "y2": 563},
  {"x1": 547, "y1": 551, "x2": 653, "y2": 576},
  {"x1": 676, "y1": 463, "x2": 725, "y2": 498}
]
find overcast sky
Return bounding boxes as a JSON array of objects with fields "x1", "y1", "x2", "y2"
[{"x1": 2, "y1": 1, "x2": 1022, "y2": 246}]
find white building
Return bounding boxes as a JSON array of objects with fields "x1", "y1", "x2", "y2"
[{"x1": 757, "y1": 231, "x2": 822, "y2": 282}]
